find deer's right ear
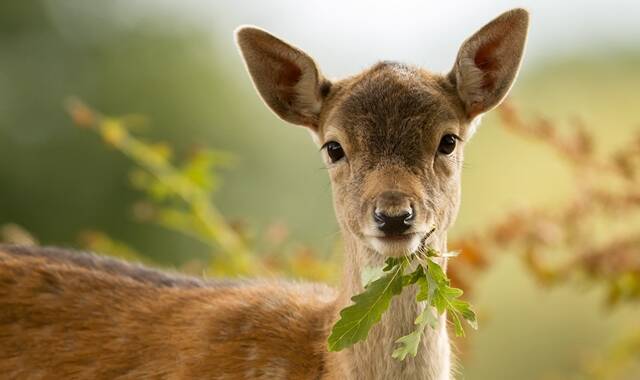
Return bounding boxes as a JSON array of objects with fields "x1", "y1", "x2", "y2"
[
  {"x1": 449, "y1": 8, "x2": 529, "y2": 120},
  {"x1": 236, "y1": 26, "x2": 329, "y2": 130}
]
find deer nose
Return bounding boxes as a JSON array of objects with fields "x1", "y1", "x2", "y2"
[
  {"x1": 374, "y1": 208, "x2": 414, "y2": 235},
  {"x1": 373, "y1": 191, "x2": 415, "y2": 236}
]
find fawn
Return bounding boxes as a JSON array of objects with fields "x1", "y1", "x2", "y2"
[{"x1": 0, "y1": 8, "x2": 529, "y2": 379}]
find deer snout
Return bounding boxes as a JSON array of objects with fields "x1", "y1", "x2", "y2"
[{"x1": 373, "y1": 191, "x2": 415, "y2": 236}]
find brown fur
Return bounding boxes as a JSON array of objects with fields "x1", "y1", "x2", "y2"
[
  {"x1": 0, "y1": 9, "x2": 529, "y2": 379},
  {"x1": 0, "y1": 246, "x2": 338, "y2": 379}
]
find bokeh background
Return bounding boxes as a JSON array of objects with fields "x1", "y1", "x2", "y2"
[{"x1": 1, "y1": 1, "x2": 639, "y2": 378}]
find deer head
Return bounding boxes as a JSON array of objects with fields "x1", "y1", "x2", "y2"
[{"x1": 236, "y1": 9, "x2": 529, "y2": 258}]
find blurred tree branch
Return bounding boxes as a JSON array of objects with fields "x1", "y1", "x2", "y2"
[
  {"x1": 66, "y1": 97, "x2": 256, "y2": 275},
  {"x1": 65, "y1": 97, "x2": 339, "y2": 281},
  {"x1": 449, "y1": 102, "x2": 640, "y2": 306}
]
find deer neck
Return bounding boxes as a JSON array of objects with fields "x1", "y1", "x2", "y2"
[{"x1": 333, "y1": 233, "x2": 452, "y2": 380}]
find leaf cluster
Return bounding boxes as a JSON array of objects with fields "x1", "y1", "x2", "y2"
[{"x1": 328, "y1": 249, "x2": 477, "y2": 361}]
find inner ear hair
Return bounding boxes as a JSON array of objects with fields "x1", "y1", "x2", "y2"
[
  {"x1": 235, "y1": 26, "x2": 329, "y2": 129},
  {"x1": 450, "y1": 8, "x2": 530, "y2": 119}
]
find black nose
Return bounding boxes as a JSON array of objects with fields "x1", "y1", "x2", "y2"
[{"x1": 374, "y1": 207, "x2": 414, "y2": 236}]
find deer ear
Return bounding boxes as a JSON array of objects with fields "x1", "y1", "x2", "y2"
[
  {"x1": 450, "y1": 8, "x2": 529, "y2": 119},
  {"x1": 236, "y1": 26, "x2": 329, "y2": 129}
]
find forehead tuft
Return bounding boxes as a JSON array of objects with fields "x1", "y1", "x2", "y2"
[{"x1": 332, "y1": 62, "x2": 460, "y2": 126}]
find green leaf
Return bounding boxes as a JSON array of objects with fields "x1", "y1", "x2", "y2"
[
  {"x1": 392, "y1": 306, "x2": 439, "y2": 360},
  {"x1": 383, "y1": 256, "x2": 405, "y2": 271},
  {"x1": 424, "y1": 246, "x2": 440, "y2": 257},
  {"x1": 403, "y1": 264, "x2": 425, "y2": 286},
  {"x1": 328, "y1": 260, "x2": 407, "y2": 352},
  {"x1": 415, "y1": 306, "x2": 438, "y2": 328},
  {"x1": 419, "y1": 259, "x2": 478, "y2": 337},
  {"x1": 392, "y1": 329, "x2": 421, "y2": 360},
  {"x1": 361, "y1": 265, "x2": 386, "y2": 288},
  {"x1": 451, "y1": 311, "x2": 465, "y2": 337},
  {"x1": 451, "y1": 299, "x2": 478, "y2": 331}
]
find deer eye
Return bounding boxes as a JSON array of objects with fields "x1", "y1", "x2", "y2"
[
  {"x1": 437, "y1": 134, "x2": 458, "y2": 155},
  {"x1": 323, "y1": 141, "x2": 345, "y2": 163}
]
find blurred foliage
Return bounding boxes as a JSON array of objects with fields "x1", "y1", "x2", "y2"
[
  {"x1": 450, "y1": 102, "x2": 640, "y2": 305},
  {"x1": 447, "y1": 102, "x2": 640, "y2": 379},
  {"x1": 78, "y1": 230, "x2": 148, "y2": 264},
  {"x1": 65, "y1": 98, "x2": 339, "y2": 280},
  {"x1": 0, "y1": 223, "x2": 38, "y2": 247},
  {"x1": 581, "y1": 329, "x2": 640, "y2": 380}
]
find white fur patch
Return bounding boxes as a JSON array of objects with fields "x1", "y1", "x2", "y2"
[{"x1": 466, "y1": 115, "x2": 483, "y2": 138}]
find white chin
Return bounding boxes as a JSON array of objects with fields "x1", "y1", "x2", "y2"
[{"x1": 368, "y1": 234, "x2": 423, "y2": 257}]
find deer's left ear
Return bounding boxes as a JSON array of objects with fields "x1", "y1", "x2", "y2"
[{"x1": 450, "y1": 8, "x2": 529, "y2": 119}]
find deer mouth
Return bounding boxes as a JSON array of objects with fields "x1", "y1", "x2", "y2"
[
  {"x1": 367, "y1": 232, "x2": 424, "y2": 256},
  {"x1": 378, "y1": 233, "x2": 418, "y2": 242},
  {"x1": 365, "y1": 226, "x2": 436, "y2": 256}
]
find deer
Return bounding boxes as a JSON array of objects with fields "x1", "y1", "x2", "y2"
[{"x1": 0, "y1": 8, "x2": 529, "y2": 379}]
